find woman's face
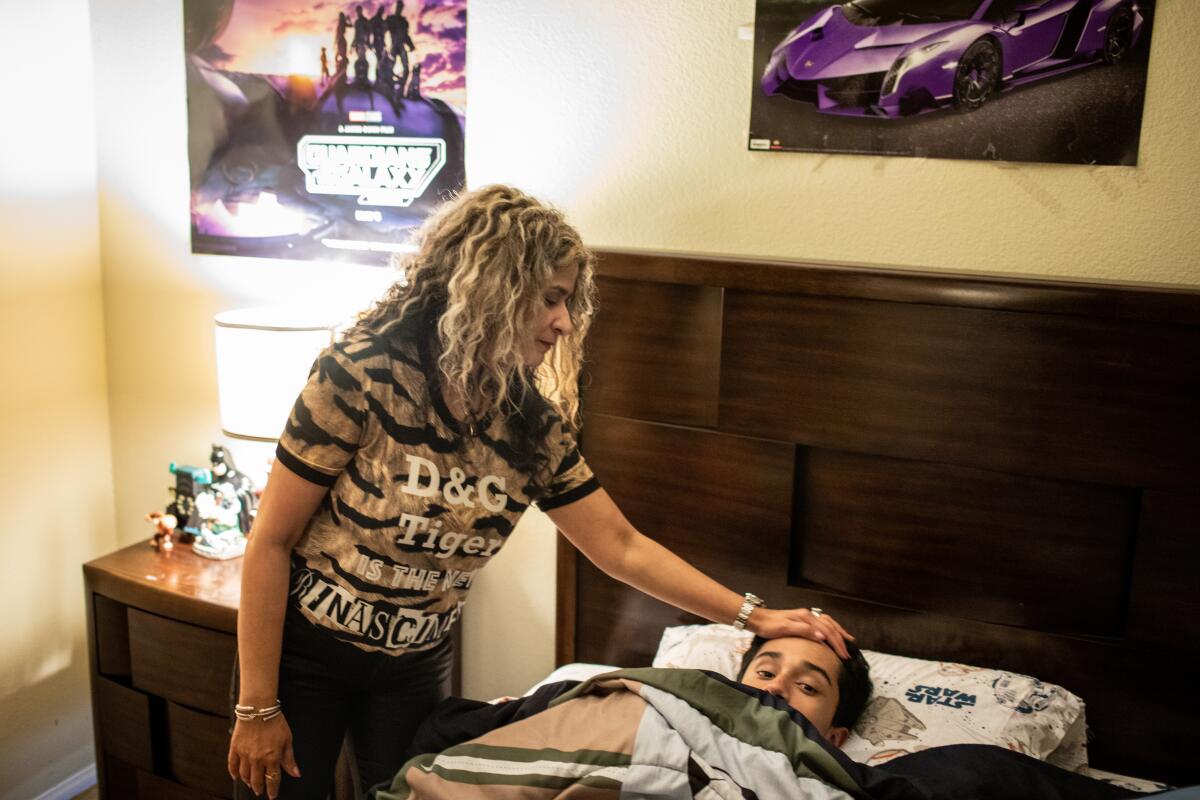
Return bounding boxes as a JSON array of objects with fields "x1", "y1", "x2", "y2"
[{"x1": 522, "y1": 262, "x2": 579, "y2": 368}]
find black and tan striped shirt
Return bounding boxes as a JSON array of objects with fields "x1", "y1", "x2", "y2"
[{"x1": 275, "y1": 322, "x2": 598, "y2": 654}]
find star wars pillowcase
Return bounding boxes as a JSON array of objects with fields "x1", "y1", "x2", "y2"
[
  {"x1": 844, "y1": 650, "x2": 1085, "y2": 765},
  {"x1": 651, "y1": 624, "x2": 1086, "y2": 766}
]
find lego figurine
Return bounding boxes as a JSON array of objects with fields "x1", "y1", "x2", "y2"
[
  {"x1": 167, "y1": 462, "x2": 212, "y2": 544},
  {"x1": 181, "y1": 444, "x2": 258, "y2": 561},
  {"x1": 145, "y1": 512, "x2": 178, "y2": 552},
  {"x1": 209, "y1": 444, "x2": 257, "y2": 534},
  {"x1": 192, "y1": 482, "x2": 247, "y2": 560}
]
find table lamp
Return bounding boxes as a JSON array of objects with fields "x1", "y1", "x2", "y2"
[{"x1": 214, "y1": 308, "x2": 338, "y2": 441}]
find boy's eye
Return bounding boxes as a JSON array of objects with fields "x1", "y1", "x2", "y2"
[
  {"x1": 797, "y1": 683, "x2": 817, "y2": 695},
  {"x1": 755, "y1": 670, "x2": 775, "y2": 680}
]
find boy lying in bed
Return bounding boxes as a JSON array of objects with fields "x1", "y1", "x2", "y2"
[
  {"x1": 371, "y1": 637, "x2": 1160, "y2": 799},
  {"x1": 737, "y1": 634, "x2": 873, "y2": 750}
]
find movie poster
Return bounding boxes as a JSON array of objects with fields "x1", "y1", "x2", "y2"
[
  {"x1": 750, "y1": 0, "x2": 1155, "y2": 165},
  {"x1": 185, "y1": 0, "x2": 467, "y2": 265}
]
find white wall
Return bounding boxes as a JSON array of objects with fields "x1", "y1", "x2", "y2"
[
  {"x1": 0, "y1": 1, "x2": 116, "y2": 797},
  {"x1": 85, "y1": 0, "x2": 1200, "y2": 724}
]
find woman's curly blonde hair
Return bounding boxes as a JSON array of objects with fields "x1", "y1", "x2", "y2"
[{"x1": 347, "y1": 184, "x2": 597, "y2": 432}]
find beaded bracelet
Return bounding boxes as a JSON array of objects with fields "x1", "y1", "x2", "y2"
[{"x1": 234, "y1": 700, "x2": 283, "y2": 722}]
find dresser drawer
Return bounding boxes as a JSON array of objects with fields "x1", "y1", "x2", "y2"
[
  {"x1": 95, "y1": 677, "x2": 154, "y2": 771},
  {"x1": 129, "y1": 608, "x2": 236, "y2": 715},
  {"x1": 139, "y1": 768, "x2": 222, "y2": 800},
  {"x1": 167, "y1": 701, "x2": 234, "y2": 799},
  {"x1": 94, "y1": 594, "x2": 132, "y2": 679},
  {"x1": 105, "y1": 755, "x2": 140, "y2": 800}
]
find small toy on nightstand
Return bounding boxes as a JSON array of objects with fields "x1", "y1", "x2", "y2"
[
  {"x1": 193, "y1": 481, "x2": 248, "y2": 560},
  {"x1": 209, "y1": 444, "x2": 258, "y2": 535},
  {"x1": 159, "y1": 446, "x2": 262, "y2": 560},
  {"x1": 166, "y1": 463, "x2": 213, "y2": 544},
  {"x1": 145, "y1": 511, "x2": 178, "y2": 552}
]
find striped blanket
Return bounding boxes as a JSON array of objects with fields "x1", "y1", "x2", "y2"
[{"x1": 374, "y1": 668, "x2": 1150, "y2": 800}]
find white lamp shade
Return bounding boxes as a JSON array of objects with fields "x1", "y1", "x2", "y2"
[{"x1": 215, "y1": 308, "x2": 337, "y2": 441}]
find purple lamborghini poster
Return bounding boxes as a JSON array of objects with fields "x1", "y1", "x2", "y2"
[
  {"x1": 750, "y1": 0, "x2": 1155, "y2": 164},
  {"x1": 185, "y1": 0, "x2": 467, "y2": 265}
]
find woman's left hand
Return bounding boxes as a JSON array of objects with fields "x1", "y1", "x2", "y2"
[{"x1": 748, "y1": 607, "x2": 855, "y2": 660}]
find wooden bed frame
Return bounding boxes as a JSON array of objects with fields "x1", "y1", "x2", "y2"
[{"x1": 555, "y1": 249, "x2": 1199, "y2": 786}]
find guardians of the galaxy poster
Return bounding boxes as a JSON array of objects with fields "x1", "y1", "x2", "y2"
[{"x1": 185, "y1": 0, "x2": 466, "y2": 264}]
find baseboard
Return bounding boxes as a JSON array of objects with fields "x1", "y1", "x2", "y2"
[{"x1": 30, "y1": 763, "x2": 97, "y2": 800}]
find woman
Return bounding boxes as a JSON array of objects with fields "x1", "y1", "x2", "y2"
[{"x1": 227, "y1": 185, "x2": 853, "y2": 799}]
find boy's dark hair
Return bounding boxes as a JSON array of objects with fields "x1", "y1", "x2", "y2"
[{"x1": 737, "y1": 636, "x2": 873, "y2": 730}]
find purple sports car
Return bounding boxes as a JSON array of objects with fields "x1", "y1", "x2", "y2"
[{"x1": 761, "y1": 0, "x2": 1144, "y2": 117}]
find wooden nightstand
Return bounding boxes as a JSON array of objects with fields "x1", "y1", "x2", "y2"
[
  {"x1": 84, "y1": 542, "x2": 241, "y2": 799},
  {"x1": 83, "y1": 541, "x2": 461, "y2": 799}
]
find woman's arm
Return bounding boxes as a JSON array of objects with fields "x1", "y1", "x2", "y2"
[
  {"x1": 228, "y1": 461, "x2": 329, "y2": 798},
  {"x1": 545, "y1": 488, "x2": 853, "y2": 658},
  {"x1": 235, "y1": 461, "x2": 327, "y2": 703}
]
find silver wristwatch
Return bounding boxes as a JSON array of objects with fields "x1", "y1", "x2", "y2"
[{"x1": 732, "y1": 592, "x2": 764, "y2": 631}]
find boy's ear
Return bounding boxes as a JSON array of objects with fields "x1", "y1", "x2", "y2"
[{"x1": 826, "y1": 726, "x2": 849, "y2": 748}]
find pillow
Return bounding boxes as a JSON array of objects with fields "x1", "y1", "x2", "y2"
[
  {"x1": 651, "y1": 624, "x2": 1087, "y2": 766},
  {"x1": 1045, "y1": 712, "x2": 1089, "y2": 772},
  {"x1": 843, "y1": 649, "x2": 1085, "y2": 765},
  {"x1": 523, "y1": 662, "x2": 618, "y2": 696},
  {"x1": 1076, "y1": 767, "x2": 1168, "y2": 795},
  {"x1": 652, "y1": 623, "x2": 754, "y2": 677}
]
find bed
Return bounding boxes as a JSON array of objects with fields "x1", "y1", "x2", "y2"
[{"x1": 553, "y1": 248, "x2": 1200, "y2": 787}]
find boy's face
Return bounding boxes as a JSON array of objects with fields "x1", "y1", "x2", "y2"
[{"x1": 741, "y1": 636, "x2": 850, "y2": 747}]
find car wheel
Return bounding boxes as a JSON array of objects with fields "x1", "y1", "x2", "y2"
[
  {"x1": 1103, "y1": 7, "x2": 1135, "y2": 65},
  {"x1": 953, "y1": 39, "x2": 1002, "y2": 111}
]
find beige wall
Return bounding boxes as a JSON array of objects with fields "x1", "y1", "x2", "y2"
[
  {"x1": 468, "y1": 1, "x2": 1198, "y2": 285},
  {"x1": 0, "y1": 1, "x2": 117, "y2": 797},
  {"x1": 86, "y1": 0, "x2": 1198, "y2": 725}
]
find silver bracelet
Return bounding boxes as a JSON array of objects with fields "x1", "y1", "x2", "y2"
[
  {"x1": 732, "y1": 593, "x2": 764, "y2": 630},
  {"x1": 234, "y1": 700, "x2": 283, "y2": 721}
]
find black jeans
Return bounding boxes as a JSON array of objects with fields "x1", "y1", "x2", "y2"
[{"x1": 232, "y1": 608, "x2": 454, "y2": 800}]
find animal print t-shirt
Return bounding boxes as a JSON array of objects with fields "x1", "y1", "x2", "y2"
[{"x1": 274, "y1": 324, "x2": 599, "y2": 655}]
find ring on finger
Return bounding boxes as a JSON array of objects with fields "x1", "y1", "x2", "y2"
[
  {"x1": 266, "y1": 770, "x2": 281, "y2": 781},
  {"x1": 810, "y1": 607, "x2": 823, "y2": 619}
]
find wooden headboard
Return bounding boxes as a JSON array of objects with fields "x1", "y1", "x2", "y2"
[{"x1": 556, "y1": 249, "x2": 1200, "y2": 785}]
